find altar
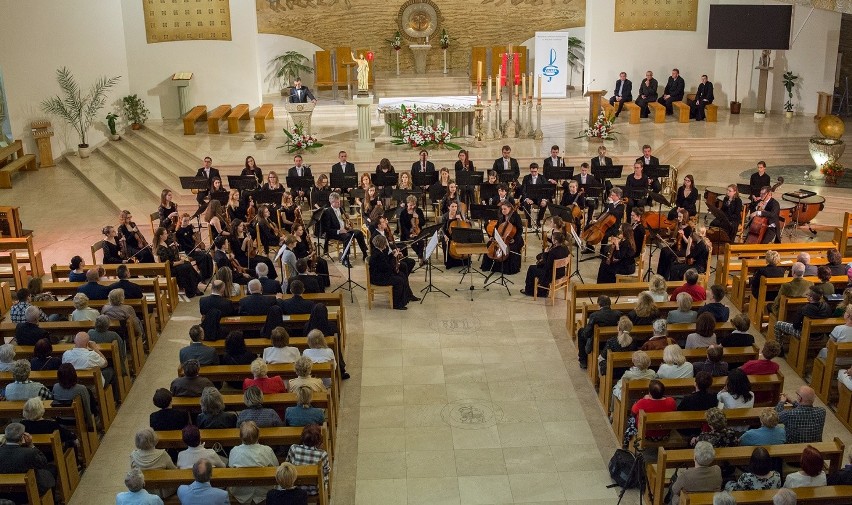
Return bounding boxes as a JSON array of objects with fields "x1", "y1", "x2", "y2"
[{"x1": 377, "y1": 96, "x2": 477, "y2": 137}]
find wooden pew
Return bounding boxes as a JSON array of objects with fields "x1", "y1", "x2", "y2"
[
  {"x1": 0, "y1": 397, "x2": 97, "y2": 466},
  {"x1": 254, "y1": 103, "x2": 274, "y2": 134},
  {"x1": 812, "y1": 340, "x2": 852, "y2": 404},
  {"x1": 647, "y1": 102, "x2": 666, "y2": 123},
  {"x1": 0, "y1": 469, "x2": 55, "y2": 505},
  {"x1": 588, "y1": 321, "x2": 736, "y2": 386},
  {"x1": 623, "y1": 102, "x2": 642, "y2": 124},
  {"x1": 219, "y1": 307, "x2": 345, "y2": 356},
  {"x1": 730, "y1": 256, "x2": 847, "y2": 310},
  {"x1": 673, "y1": 100, "x2": 690, "y2": 123},
  {"x1": 635, "y1": 407, "x2": 764, "y2": 451},
  {"x1": 682, "y1": 486, "x2": 852, "y2": 505},
  {"x1": 227, "y1": 103, "x2": 250, "y2": 134},
  {"x1": 207, "y1": 104, "x2": 232, "y2": 134},
  {"x1": 30, "y1": 431, "x2": 80, "y2": 502},
  {"x1": 143, "y1": 464, "x2": 328, "y2": 505},
  {"x1": 833, "y1": 212, "x2": 852, "y2": 257},
  {"x1": 579, "y1": 300, "x2": 706, "y2": 332},
  {"x1": 716, "y1": 241, "x2": 836, "y2": 289},
  {"x1": 183, "y1": 105, "x2": 207, "y2": 135},
  {"x1": 568, "y1": 280, "x2": 686, "y2": 336},
  {"x1": 0, "y1": 234, "x2": 45, "y2": 278},
  {"x1": 785, "y1": 316, "x2": 844, "y2": 378},
  {"x1": 750, "y1": 275, "x2": 847, "y2": 329},
  {"x1": 598, "y1": 346, "x2": 759, "y2": 411},
  {"x1": 50, "y1": 262, "x2": 173, "y2": 283},
  {"x1": 648, "y1": 438, "x2": 846, "y2": 505},
  {"x1": 834, "y1": 353, "x2": 852, "y2": 431},
  {"x1": 0, "y1": 139, "x2": 38, "y2": 189},
  {"x1": 0, "y1": 281, "x2": 12, "y2": 314},
  {"x1": 612, "y1": 374, "x2": 783, "y2": 440}
]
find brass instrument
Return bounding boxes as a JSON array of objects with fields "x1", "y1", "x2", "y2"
[{"x1": 661, "y1": 165, "x2": 678, "y2": 202}]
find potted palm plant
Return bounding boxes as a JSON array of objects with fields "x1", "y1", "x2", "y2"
[
  {"x1": 783, "y1": 70, "x2": 799, "y2": 118},
  {"x1": 106, "y1": 113, "x2": 120, "y2": 140},
  {"x1": 729, "y1": 50, "x2": 741, "y2": 114},
  {"x1": 41, "y1": 67, "x2": 121, "y2": 158},
  {"x1": 122, "y1": 94, "x2": 149, "y2": 129},
  {"x1": 566, "y1": 36, "x2": 585, "y2": 90},
  {"x1": 270, "y1": 51, "x2": 314, "y2": 96}
]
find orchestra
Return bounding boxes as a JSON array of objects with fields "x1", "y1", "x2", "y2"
[{"x1": 113, "y1": 147, "x2": 816, "y2": 309}]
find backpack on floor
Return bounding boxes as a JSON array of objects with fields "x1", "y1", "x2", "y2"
[{"x1": 607, "y1": 448, "x2": 639, "y2": 489}]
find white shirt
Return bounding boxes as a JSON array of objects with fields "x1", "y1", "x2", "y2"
[
  {"x1": 656, "y1": 362, "x2": 694, "y2": 379},
  {"x1": 303, "y1": 348, "x2": 335, "y2": 366},
  {"x1": 837, "y1": 368, "x2": 852, "y2": 391},
  {"x1": 333, "y1": 207, "x2": 346, "y2": 231},
  {"x1": 717, "y1": 391, "x2": 755, "y2": 409},
  {"x1": 550, "y1": 156, "x2": 559, "y2": 166},
  {"x1": 263, "y1": 346, "x2": 301, "y2": 364},
  {"x1": 176, "y1": 446, "x2": 227, "y2": 469},
  {"x1": 62, "y1": 348, "x2": 107, "y2": 385},
  {"x1": 228, "y1": 443, "x2": 278, "y2": 504},
  {"x1": 783, "y1": 471, "x2": 826, "y2": 488},
  {"x1": 503, "y1": 158, "x2": 510, "y2": 170}
]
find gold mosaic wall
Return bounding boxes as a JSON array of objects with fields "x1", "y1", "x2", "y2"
[
  {"x1": 143, "y1": 0, "x2": 232, "y2": 44},
  {"x1": 614, "y1": 0, "x2": 698, "y2": 32}
]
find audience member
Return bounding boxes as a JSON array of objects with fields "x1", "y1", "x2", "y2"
[
  {"x1": 239, "y1": 279, "x2": 278, "y2": 315},
  {"x1": 774, "y1": 287, "x2": 831, "y2": 348},
  {"x1": 3, "y1": 359, "x2": 52, "y2": 401},
  {"x1": 285, "y1": 424, "x2": 330, "y2": 496},
  {"x1": 129, "y1": 428, "x2": 176, "y2": 498},
  {"x1": 0, "y1": 423, "x2": 55, "y2": 503},
  {"x1": 170, "y1": 359, "x2": 215, "y2": 397},
  {"x1": 751, "y1": 250, "x2": 786, "y2": 299},
  {"x1": 717, "y1": 368, "x2": 754, "y2": 409},
  {"x1": 179, "y1": 325, "x2": 219, "y2": 365},
  {"x1": 176, "y1": 425, "x2": 227, "y2": 469},
  {"x1": 578, "y1": 295, "x2": 623, "y2": 368},
  {"x1": 149, "y1": 388, "x2": 190, "y2": 431},
  {"x1": 686, "y1": 312, "x2": 718, "y2": 349},
  {"x1": 817, "y1": 305, "x2": 852, "y2": 361},
  {"x1": 693, "y1": 345, "x2": 729, "y2": 377},
  {"x1": 108, "y1": 264, "x2": 144, "y2": 299},
  {"x1": 288, "y1": 357, "x2": 327, "y2": 394},
  {"x1": 9, "y1": 288, "x2": 47, "y2": 324},
  {"x1": 77, "y1": 268, "x2": 111, "y2": 300},
  {"x1": 798, "y1": 252, "x2": 818, "y2": 276},
  {"x1": 656, "y1": 344, "x2": 694, "y2": 378},
  {"x1": 244, "y1": 358, "x2": 287, "y2": 394},
  {"x1": 640, "y1": 319, "x2": 677, "y2": 351},
  {"x1": 678, "y1": 371, "x2": 718, "y2": 412},
  {"x1": 669, "y1": 269, "x2": 706, "y2": 302},
  {"x1": 667, "y1": 292, "x2": 697, "y2": 323},
  {"x1": 631, "y1": 379, "x2": 676, "y2": 439},
  {"x1": 21, "y1": 397, "x2": 78, "y2": 451},
  {"x1": 267, "y1": 462, "x2": 308, "y2": 505},
  {"x1": 116, "y1": 467, "x2": 164, "y2": 505},
  {"x1": 612, "y1": 351, "x2": 656, "y2": 401},
  {"x1": 71, "y1": 293, "x2": 100, "y2": 322},
  {"x1": 772, "y1": 488, "x2": 797, "y2": 505},
  {"x1": 827, "y1": 247, "x2": 849, "y2": 276},
  {"x1": 228, "y1": 421, "x2": 279, "y2": 504},
  {"x1": 286, "y1": 386, "x2": 326, "y2": 427},
  {"x1": 263, "y1": 327, "x2": 301, "y2": 364},
  {"x1": 740, "y1": 408, "x2": 786, "y2": 446},
  {"x1": 693, "y1": 407, "x2": 740, "y2": 448},
  {"x1": 197, "y1": 387, "x2": 238, "y2": 429},
  {"x1": 813, "y1": 265, "x2": 836, "y2": 298},
  {"x1": 627, "y1": 292, "x2": 659, "y2": 326},
  {"x1": 52, "y1": 363, "x2": 95, "y2": 425},
  {"x1": 13, "y1": 306, "x2": 51, "y2": 346},
  {"x1": 237, "y1": 385, "x2": 284, "y2": 428},
  {"x1": 199, "y1": 280, "x2": 236, "y2": 317},
  {"x1": 783, "y1": 445, "x2": 827, "y2": 488},
  {"x1": 0, "y1": 343, "x2": 16, "y2": 372},
  {"x1": 279, "y1": 280, "x2": 315, "y2": 316},
  {"x1": 776, "y1": 386, "x2": 825, "y2": 444},
  {"x1": 89, "y1": 315, "x2": 127, "y2": 372},
  {"x1": 256, "y1": 262, "x2": 282, "y2": 294},
  {"x1": 669, "y1": 441, "x2": 722, "y2": 505},
  {"x1": 648, "y1": 274, "x2": 669, "y2": 302},
  {"x1": 770, "y1": 262, "x2": 813, "y2": 316},
  {"x1": 721, "y1": 313, "x2": 755, "y2": 348},
  {"x1": 102, "y1": 288, "x2": 143, "y2": 337},
  {"x1": 697, "y1": 285, "x2": 730, "y2": 322},
  {"x1": 724, "y1": 446, "x2": 781, "y2": 491},
  {"x1": 29, "y1": 338, "x2": 61, "y2": 372},
  {"x1": 176, "y1": 459, "x2": 230, "y2": 505}
]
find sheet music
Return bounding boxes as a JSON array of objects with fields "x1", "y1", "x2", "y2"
[
  {"x1": 340, "y1": 235, "x2": 353, "y2": 262},
  {"x1": 494, "y1": 228, "x2": 508, "y2": 256},
  {"x1": 570, "y1": 226, "x2": 583, "y2": 248},
  {"x1": 424, "y1": 231, "x2": 440, "y2": 259}
]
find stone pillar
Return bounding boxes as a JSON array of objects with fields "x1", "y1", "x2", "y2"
[{"x1": 353, "y1": 95, "x2": 375, "y2": 150}]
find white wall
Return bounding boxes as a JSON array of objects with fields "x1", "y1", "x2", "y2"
[
  {"x1": 0, "y1": 0, "x2": 131, "y2": 155},
  {"x1": 256, "y1": 34, "x2": 323, "y2": 95},
  {"x1": 120, "y1": 0, "x2": 262, "y2": 119}
]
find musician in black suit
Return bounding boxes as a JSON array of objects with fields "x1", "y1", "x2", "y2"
[
  {"x1": 278, "y1": 280, "x2": 316, "y2": 315},
  {"x1": 608, "y1": 72, "x2": 633, "y2": 117},
  {"x1": 491, "y1": 145, "x2": 520, "y2": 180},
  {"x1": 637, "y1": 145, "x2": 660, "y2": 167},
  {"x1": 749, "y1": 161, "x2": 771, "y2": 207},
  {"x1": 521, "y1": 231, "x2": 570, "y2": 297},
  {"x1": 411, "y1": 149, "x2": 436, "y2": 174},
  {"x1": 689, "y1": 75, "x2": 714, "y2": 121},
  {"x1": 658, "y1": 68, "x2": 685, "y2": 115},
  {"x1": 520, "y1": 163, "x2": 549, "y2": 228},
  {"x1": 331, "y1": 150, "x2": 356, "y2": 174},
  {"x1": 199, "y1": 280, "x2": 236, "y2": 318},
  {"x1": 195, "y1": 156, "x2": 221, "y2": 205},
  {"x1": 543, "y1": 145, "x2": 564, "y2": 170},
  {"x1": 287, "y1": 154, "x2": 313, "y2": 200},
  {"x1": 635, "y1": 70, "x2": 658, "y2": 118},
  {"x1": 592, "y1": 188, "x2": 626, "y2": 255},
  {"x1": 591, "y1": 146, "x2": 613, "y2": 168},
  {"x1": 573, "y1": 163, "x2": 601, "y2": 224},
  {"x1": 288, "y1": 78, "x2": 316, "y2": 103},
  {"x1": 321, "y1": 192, "x2": 369, "y2": 263},
  {"x1": 751, "y1": 185, "x2": 782, "y2": 244},
  {"x1": 369, "y1": 235, "x2": 414, "y2": 310}
]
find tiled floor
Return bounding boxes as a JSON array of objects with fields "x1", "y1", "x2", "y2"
[{"x1": 5, "y1": 96, "x2": 852, "y2": 505}]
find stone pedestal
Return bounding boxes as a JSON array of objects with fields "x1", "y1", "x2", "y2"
[
  {"x1": 755, "y1": 66, "x2": 773, "y2": 113},
  {"x1": 410, "y1": 44, "x2": 432, "y2": 74},
  {"x1": 353, "y1": 95, "x2": 375, "y2": 150},
  {"x1": 284, "y1": 103, "x2": 316, "y2": 133}
]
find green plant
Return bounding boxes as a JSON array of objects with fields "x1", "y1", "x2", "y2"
[
  {"x1": 386, "y1": 31, "x2": 402, "y2": 51},
  {"x1": 270, "y1": 51, "x2": 314, "y2": 88},
  {"x1": 440, "y1": 29, "x2": 450, "y2": 50},
  {"x1": 566, "y1": 36, "x2": 584, "y2": 72},
  {"x1": 41, "y1": 67, "x2": 121, "y2": 147},
  {"x1": 783, "y1": 70, "x2": 799, "y2": 112},
  {"x1": 122, "y1": 95, "x2": 149, "y2": 125},
  {"x1": 106, "y1": 113, "x2": 119, "y2": 135}
]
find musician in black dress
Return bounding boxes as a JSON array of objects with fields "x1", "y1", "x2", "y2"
[
  {"x1": 241, "y1": 156, "x2": 263, "y2": 185},
  {"x1": 668, "y1": 226, "x2": 711, "y2": 281},
  {"x1": 428, "y1": 167, "x2": 451, "y2": 205},
  {"x1": 520, "y1": 162, "x2": 549, "y2": 229},
  {"x1": 153, "y1": 227, "x2": 202, "y2": 298},
  {"x1": 673, "y1": 174, "x2": 698, "y2": 217},
  {"x1": 750, "y1": 185, "x2": 782, "y2": 244},
  {"x1": 311, "y1": 174, "x2": 332, "y2": 210},
  {"x1": 291, "y1": 222, "x2": 329, "y2": 288},
  {"x1": 749, "y1": 161, "x2": 771, "y2": 208},
  {"x1": 256, "y1": 204, "x2": 282, "y2": 254},
  {"x1": 521, "y1": 231, "x2": 570, "y2": 296},
  {"x1": 175, "y1": 213, "x2": 213, "y2": 281},
  {"x1": 158, "y1": 189, "x2": 179, "y2": 233},
  {"x1": 374, "y1": 158, "x2": 396, "y2": 200},
  {"x1": 101, "y1": 226, "x2": 124, "y2": 264},
  {"x1": 596, "y1": 223, "x2": 637, "y2": 283},
  {"x1": 440, "y1": 181, "x2": 462, "y2": 215},
  {"x1": 560, "y1": 180, "x2": 586, "y2": 230},
  {"x1": 630, "y1": 207, "x2": 646, "y2": 260},
  {"x1": 625, "y1": 162, "x2": 660, "y2": 212},
  {"x1": 279, "y1": 192, "x2": 300, "y2": 233},
  {"x1": 441, "y1": 200, "x2": 470, "y2": 269},
  {"x1": 399, "y1": 195, "x2": 426, "y2": 263},
  {"x1": 710, "y1": 184, "x2": 743, "y2": 240},
  {"x1": 118, "y1": 210, "x2": 154, "y2": 263},
  {"x1": 481, "y1": 200, "x2": 524, "y2": 275},
  {"x1": 657, "y1": 209, "x2": 692, "y2": 280},
  {"x1": 590, "y1": 188, "x2": 626, "y2": 254},
  {"x1": 369, "y1": 235, "x2": 416, "y2": 310},
  {"x1": 370, "y1": 215, "x2": 415, "y2": 276},
  {"x1": 226, "y1": 189, "x2": 247, "y2": 224},
  {"x1": 454, "y1": 150, "x2": 476, "y2": 206}
]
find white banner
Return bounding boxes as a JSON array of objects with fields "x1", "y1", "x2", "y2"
[{"x1": 534, "y1": 31, "x2": 569, "y2": 99}]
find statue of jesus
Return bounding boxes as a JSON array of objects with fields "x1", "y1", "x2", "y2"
[{"x1": 352, "y1": 52, "x2": 369, "y2": 94}]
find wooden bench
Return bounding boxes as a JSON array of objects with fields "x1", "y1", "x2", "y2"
[
  {"x1": 812, "y1": 340, "x2": 852, "y2": 405},
  {"x1": 0, "y1": 397, "x2": 97, "y2": 466},
  {"x1": 579, "y1": 300, "x2": 706, "y2": 332},
  {"x1": 750, "y1": 275, "x2": 847, "y2": 330},
  {"x1": 646, "y1": 439, "x2": 846, "y2": 505},
  {"x1": 0, "y1": 469, "x2": 54, "y2": 505},
  {"x1": 624, "y1": 101, "x2": 642, "y2": 124},
  {"x1": 0, "y1": 281, "x2": 11, "y2": 314},
  {"x1": 600, "y1": 96, "x2": 614, "y2": 116},
  {"x1": 635, "y1": 407, "x2": 764, "y2": 451},
  {"x1": 783, "y1": 316, "x2": 843, "y2": 378},
  {"x1": 682, "y1": 486, "x2": 852, "y2": 505},
  {"x1": 227, "y1": 103, "x2": 250, "y2": 134},
  {"x1": 647, "y1": 102, "x2": 666, "y2": 123},
  {"x1": 568, "y1": 280, "x2": 686, "y2": 336},
  {"x1": 143, "y1": 464, "x2": 328, "y2": 505},
  {"x1": 30, "y1": 431, "x2": 80, "y2": 502},
  {"x1": 219, "y1": 307, "x2": 345, "y2": 354},
  {"x1": 673, "y1": 101, "x2": 690, "y2": 123},
  {"x1": 598, "y1": 346, "x2": 759, "y2": 412},
  {"x1": 612, "y1": 374, "x2": 783, "y2": 439},
  {"x1": 716, "y1": 241, "x2": 836, "y2": 289},
  {"x1": 254, "y1": 103, "x2": 274, "y2": 134},
  {"x1": 0, "y1": 140, "x2": 38, "y2": 189},
  {"x1": 207, "y1": 104, "x2": 232, "y2": 134},
  {"x1": 182, "y1": 105, "x2": 207, "y2": 135},
  {"x1": 0, "y1": 234, "x2": 45, "y2": 280},
  {"x1": 704, "y1": 104, "x2": 718, "y2": 122},
  {"x1": 833, "y1": 212, "x2": 852, "y2": 257}
]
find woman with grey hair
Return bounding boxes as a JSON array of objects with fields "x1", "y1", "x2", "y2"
[
  {"x1": 228, "y1": 421, "x2": 278, "y2": 504},
  {"x1": 197, "y1": 386, "x2": 238, "y2": 429},
  {"x1": 669, "y1": 441, "x2": 723, "y2": 505},
  {"x1": 712, "y1": 491, "x2": 737, "y2": 505},
  {"x1": 102, "y1": 288, "x2": 143, "y2": 337},
  {"x1": 129, "y1": 427, "x2": 176, "y2": 498},
  {"x1": 288, "y1": 356, "x2": 327, "y2": 393},
  {"x1": 21, "y1": 397, "x2": 78, "y2": 452},
  {"x1": 3, "y1": 359, "x2": 53, "y2": 401},
  {"x1": 89, "y1": 315, "x2": 127, "y2": 373},
  {"x1": 667, "y1": 292, "x2": 698, "y2": 324},
  {"x1": 70, "y1": 293, "x2": 99, "y2": 322},
  {"x1": 236, "y1": 385, "x2": 283, "y2": 428},
  {"x1": 116, "y1": 467, "x2": 164, "y2": 504},
  {"x1": 0, "y1": 343, "x2": 16, "y2": 372},
  {"x1": 772, "y1": 488, "x2": 797, "y2": 505}
]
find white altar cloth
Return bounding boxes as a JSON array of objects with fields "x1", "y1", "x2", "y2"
[{"x1": 377, "y1": 96, "x2": 477, "y2": 136}]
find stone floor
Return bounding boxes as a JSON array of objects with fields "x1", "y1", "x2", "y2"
[{"x1": 4, "y1": 97, "x2": 852, "y2": 505}]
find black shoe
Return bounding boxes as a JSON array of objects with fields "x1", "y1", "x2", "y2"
[
  {"x1": 409, "y1": 295, "x2": 421, "y2": 302},
  {"x1": 342, "y1": 372, "x2": 351, "y2": 380},
  {"x1": 579, "y1": 361, "x2": 588, "y2": 369},
  {"x1": 394, "y1": 306, "x2": 408, "y2": 310}
]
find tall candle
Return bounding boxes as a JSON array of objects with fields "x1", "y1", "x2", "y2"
[
  {"x1": 513, "y1": 52, "x2": 520, "y2": 85},
  {"x1": 497, "y1": 69, "x2": 502, "y2": 101},
  {"x1": 537, "y1": 75, "x2": 542, "y2": 103},
  {"x1": 487, "y1": 75, "x2": 492, "y2": 102},
  {"x1": 529, "y1": 72, "x2": 534, "y2": 100},
  {"x1": 521, "y1": 73, "x2": 526, "y2": 103},
  {"x1": 477, "y1": 60, "x2": 482, "y2": 85}
]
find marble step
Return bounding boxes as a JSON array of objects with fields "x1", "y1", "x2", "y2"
[
  {"x1": 64, "y1": 151, "x2": 152, "y2": 219},
  {"x1": 103, "y1": 138, "x2": 185, "y2": 193},
  {"x1": 122, "y1": 129, "x2": 198, "y2": 180}
]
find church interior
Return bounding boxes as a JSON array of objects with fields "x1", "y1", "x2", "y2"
[{"x1": 3, "y1": 0, "x2": 852, "y2": 504}]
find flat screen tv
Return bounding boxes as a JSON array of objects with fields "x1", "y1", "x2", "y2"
[{"x1": 708, "y1": 5, "x2": 792, "y2": 50}]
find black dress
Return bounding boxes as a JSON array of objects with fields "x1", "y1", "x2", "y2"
[
  {"x1": 675, "y1": 186, "x2": 699, "y2": 217},
  {"x1": 176, "y1": 223, "x2": 213, "y2": 281},
  {"x1": 293, "y1": 234, "x2": 330, "y2": 288},
  {"x1": 398, "y1": 207, "x2": 427, "y2": 260},
  {"x1": 157, "y1": 243, "x2": 200, "y2": 298},
  {"x1": 481, "y1": 212, "x2": 524, "y2": 275},
  {"x1": 657, "y1": 225, "x2": 692, "y2": 280},
  {"x1": 369, "y1": 248, "x2": 411, "y2": 309},
  {"x1": 103, "y1": 238, "x2": 123, "y2": 264},
  {"x1": 158, "y1": 203, "x2": 178, "y2": 232},
  {"x1": 454, "y1": 160, "x2": 476, "y2": 204},
  {"x1": 442, "y1": 213, "x2": 470, "y2": 269},
  {"x1": 118, "y1": 224, "x2": 155, "y2": 263},
  {"x1": 596, "y1": 241, "x2": 636, "y2": 283},
  {"x1": 267, "y1": 487, "x2": 308, "y2": 505},
  {"x1": 668, "y1": 238, "x2": 710, "y2": 281},
  {"x1": 710, "y1": 196, "x2": 743, "y2": 240},
  {"x1": 523, "y1": 244, "x2": 570, "y2": 295}
]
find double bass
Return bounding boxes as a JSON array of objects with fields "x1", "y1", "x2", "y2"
[{"x1": 743, "y1": 177, "x2": 784, "y2": 244}]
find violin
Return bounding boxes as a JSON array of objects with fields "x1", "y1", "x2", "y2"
[
  {"x1": 486, "y1": 211, "x2": 518, "y2": 262},
  {"x1": 130, "y1": 221, "x2": 149, "y2": 248},
  {"x1": 411, "y1": 213, "x2": 421, "y2": 238}
]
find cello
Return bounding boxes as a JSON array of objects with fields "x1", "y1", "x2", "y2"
[
  {"x1": 446, "y1": 203, "x2": 472, "y2": 260},
  {"x1": 580, "y1": 211, "x2": 617, "y2": 245},
  {"x1": 743, "y1": 177, "x2": 784, "y2": 244},
  {"x1": 486, "y1": 209, "x2": 518, "y2": 262}
]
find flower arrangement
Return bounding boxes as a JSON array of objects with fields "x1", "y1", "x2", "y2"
[
  {"x1": 576, "y1": 110, "x2": 618, "y2": 140},
  {"x1": 390, "y1": 104, "x2": 461, "y2": 149},
  {"x1": 820, "y1": 160, "x2": 845, "y2": 183},
  {"x1": 278, "y1": 122, "x2": 323, "y2": 153},
  {"x1": 440, "y1": 29, "x2": 450, "y2": 50},
  {"x1": 387, "y1": 31, "x2": 402, "y2": 51}
]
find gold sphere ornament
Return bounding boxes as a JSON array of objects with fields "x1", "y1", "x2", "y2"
[{"x1": 818, "y1": 114, "x2": 845, "y2": 140}]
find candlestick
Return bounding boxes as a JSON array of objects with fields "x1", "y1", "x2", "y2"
[
  {"x1": 497, "y1": 69, "x2": 502, "y2": 101},
  {"x1": 477, "y1": 60, "x2": 482, "y2": 85},
  {"x1": 521, "y1": 74, "x2": 526, "y2": 104},
  {"x1": 487, "y1": 75, "x2": 492, "y2": 103},
  {"x1": 537, "y1": 75, "x2": 542, "y2": 104}
]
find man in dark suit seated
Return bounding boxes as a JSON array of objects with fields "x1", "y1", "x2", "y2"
[
  {"x1": 543, "y1": 145, "x2": 564, "y2": 170},
  {"x1": 657, "y1": 68, "x2": 685, "y2": 115},
  {"x1": 178, "y1": 325, "x2": 218, "y2": 365},
  {"x1": 195, "y1": 156, "x2": 220, "y2": 205},
  {"x1": 609, "y1": 72, "x2": 633, "y2": 117},
  {"x1": 77, "y1": 269, "x2": 110, "y2": 301},
  {"x1": 255, "y1": 263, "x2": 281, "y2": 294},
  {"x1": 689, "y1": 75, "x2": 714, "y2": 121},
  {"x1": 520, "y1": 162, "x2": 549, "y2": 229},
  {"x1": 13, "y1": 306, "x2": 51, "y2": 346},
  {"x1": 0, "y1": 422, "x2": 56, "y2": 503},
  {"x1": 289, "y1": 259, "x2": 323, "y2": 294},
  {"x1": 199, "y1": 280, "x2": 235, "y2": 318},
  {"x1": 108, "y1": 264, "x2": 143, "y2": 300},
  {"x1": 369, "y1": 235, "x2": 414, "y2": 310},
  {"x1": 410, "y1": 149, "x2": 436, "y2": 176},
  {"x1": 287, "y1": 154, "x2": 313, "y2": 200},
  {"x1": 288, "y1": 77, "x2": 316, "y2": 103},
  {"x1": 238, "y1": 279, "x2": 278, "y2": 315},
  {"x1": 635, "y1": 70, "x2": 658, "y2": 118},
  {"x1": 321, "y1": 192, "x2": 369, "y2": 263},
  {"x1": 636, "y1": 144, "x2": 660, "y2": 167},
  {"x1": 491, "y1": 145, "x2": 520, "y2": 181},
  {"x1": 576, "y1": 295, "x2": 623, "y2": 368},
  {"x1": 331, "y1": 150, "x2": 356, "y2": 175},
  {"x1": 279, "y1": 280, "x2": 316, "y2": 315},
  {"x1": 590, "y1": 145, "x2": 613, "y2": 169}
]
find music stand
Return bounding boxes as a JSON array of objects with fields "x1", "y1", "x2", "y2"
[
  {"x1": 497, "y1": 172, "x2": 517, "y2": 184},
  {"x1": 209, "y1": 191, "x2": 229, "y2": 206},
  {"x1": 286, "y1": 175, "x2": 315, "y2": 195},
  {"x1": 568, "y1": 225, "x2": 585, "y2": 283},
  {"x1": 705, "y1": 203, "x2": 734, "y2": 274},
  {"x1": 456, "y1": 170, "x2": 484, "y2": 207},
  {"x1": 478, "y1": 183, "x2": 498, "y2": 205},
  {"x1": 311, "y1": 190, "x2": 331, "y2": 211},
  {"x1": 451, "y1": 227, "x2": 489, "y2": 300},
  {"x1": 483, "y1": 228, "x2": 514, "y2": 295},
  {"x1": 544, "y1": 166, "x2": 574, "y2": 181},
  {"x1": 331, "y1": 234, "x2": 365, "y2": 302},
  {"x1": 412, "y1": 171, "x2": 438, "y2": 218},
  {"x1": 591, "y1": 165, "x2": 624, "y2": 184},
  {"x1": 416, "y1": 223, "x2": 449, "y2": 302},
  {"x1": 645, "y1": 165, "x2": 670, "y2": 181},
  {"x1": 371, "y1": 172, "x2": 399, "y2": 188},
  {"x1": 307, "y1": 206, "x2": 332, "y2": 262},
  {"x1": 391, "y1": 188, "x2": 423, "y2": 204},
  {"x1": 470, "y1": 204, "x2": 499, "y2": 229},
  {"x1": 228, "y1": 176, "x2": 258, "y2": 192},
  {"x1": 254, "y1": 190, "x2": 282, "y2": 207},
  {"x1": 524, "y1": 184, "x2": 557, "y2": 227},
  {"x1": 180, "y1": 176, "x2": 208, "y2": 192},
  {"x1": 330, "y1": 173, "x2": 358, "y2": 193}
]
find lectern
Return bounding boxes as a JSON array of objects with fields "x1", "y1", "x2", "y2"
[
  {"x1": 284, "y1": 103, "x2": 316, "y2": 133},
  {"x1": 584, "y1": 89, "x2": 607, "y2": 124}
]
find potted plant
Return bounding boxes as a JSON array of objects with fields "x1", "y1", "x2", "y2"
[
  {"x1": 269, "y1": 51, "x2": 313, "y2": 95},
  {"x1": 783, "y1": 70, "x2": 799, "y2": 118},
  {"x1": 730, "y1": 50, "x2": 741, "y2": 114},
  {"x1": 821, "y1": 160, "x2": 844, "y2": 184},
  {"x1": 41, "y1": 67, "x2": 121, "y2": 158},
  {"x1": 566, "y1": 36, "x2": 585, "y2": 90},
  {"x1": 122, "y1": 94, "x2": 149, "y2": 130},
  {"x1": 106, "y1": 113, "x2": 120, "y2": 140},
  {"x1": 754, "y1": 109, "x2": 766, "y2": 119}
]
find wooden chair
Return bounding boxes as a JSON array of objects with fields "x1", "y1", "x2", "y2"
[
  {"x1": 0, "y1": 469, "x2": 54, "y2": 505},
  {"x1": 149, "y1": 212, "x2": 160, "y2": 236},
  {"x1": 534, "y1": 255, "x2": 571, "y2": 304},
  {"x1": 365, "y1": 257, "x2": 392, "y2": 310},
  {"x1": 90, "y1": 240, "x2": 105, "y2": 265},
  {"x1": 616, "y1": 253, "x2": 646, "y2": 283}
]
